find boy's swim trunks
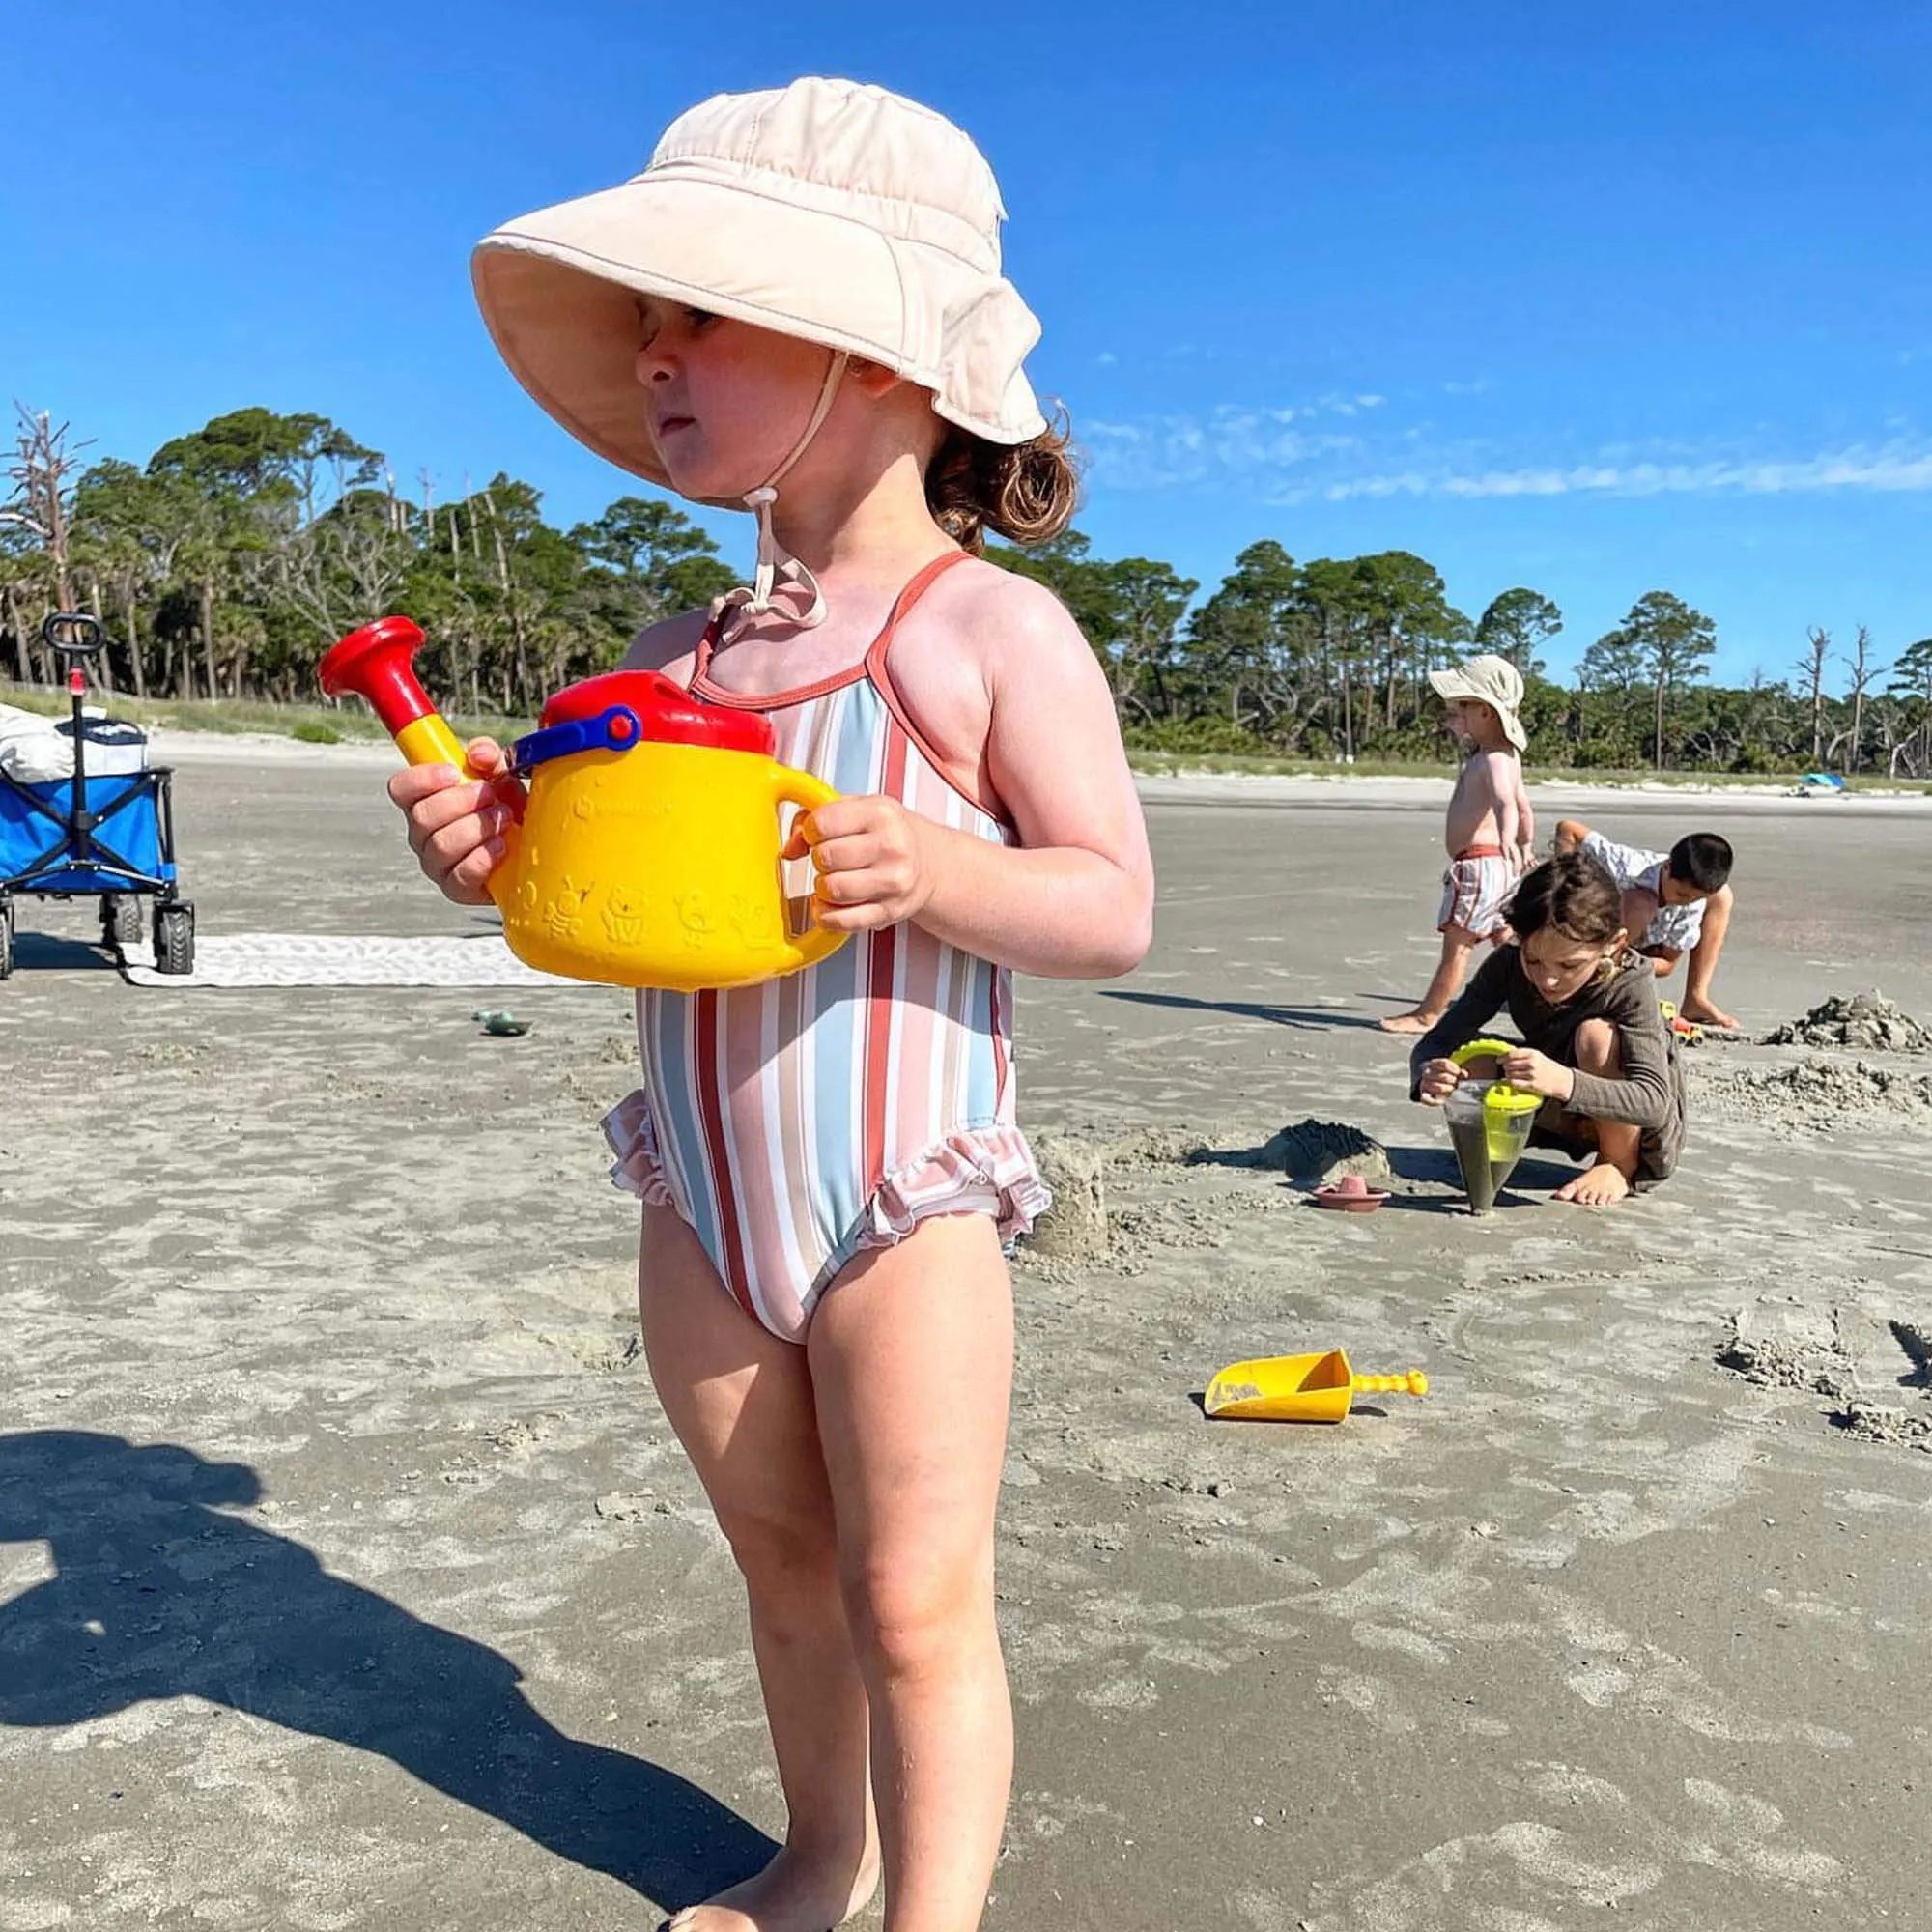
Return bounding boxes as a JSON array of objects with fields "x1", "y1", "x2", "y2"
[{"x1": 1437, "y1": 845, "x2": 1518, "y2": 939}]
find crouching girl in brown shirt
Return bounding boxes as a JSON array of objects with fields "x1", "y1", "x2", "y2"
[{"x1": 1410, "y1": 849, "x2": 1688, "y2": 1207}]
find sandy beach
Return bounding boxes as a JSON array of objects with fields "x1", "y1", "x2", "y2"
[{"x1": 4, "y1": 740, "x2": 1929, "y2": 1931}]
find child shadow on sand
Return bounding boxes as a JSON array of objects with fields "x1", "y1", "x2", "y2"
[{"x1": 0, "y1": 1430, "x2": 772, "y2": 1911}]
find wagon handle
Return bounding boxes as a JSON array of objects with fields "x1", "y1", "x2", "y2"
[{"x1": 42, "y1": 611, "x2": 105, "y2": 659}]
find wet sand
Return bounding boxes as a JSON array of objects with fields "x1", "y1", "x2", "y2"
[{"x1": 3, "y1": 745, "x2": 1929, "y2": 1930}]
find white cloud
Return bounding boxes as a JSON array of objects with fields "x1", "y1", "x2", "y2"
[
  {"x1": 1084, "y1": 410, "x2": 1360, "y2": 490},
  {"x1": 1082, "y1": 393, "x2": 1932, "y2": 508},
  {"x1": 1309, "y1": 445, "x2": 1932, "y2": 503}
]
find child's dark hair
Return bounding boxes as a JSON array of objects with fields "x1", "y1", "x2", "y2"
[
  {"x1": 1508, "y1": 851, "x2": 1625, "y2": 945},
  {"x1": 926, "y1": 409, "x2": 1080, "y2": 553},
  {"x1": 1667, "y1": 832, "x2": 1733, "y2": 894}
]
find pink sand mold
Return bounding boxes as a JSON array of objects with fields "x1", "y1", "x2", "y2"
[{"x1": 1312, "y1": 1172, "x2": 1390, "y2": 1213}]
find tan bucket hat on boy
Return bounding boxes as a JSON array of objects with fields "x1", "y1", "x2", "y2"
[
  {"x1": 1429, "y1": 654, "x2": 1528, "y2": 751},
  {"x1": 471, "y1": 76, "x2": 1047, "y2": 490}
]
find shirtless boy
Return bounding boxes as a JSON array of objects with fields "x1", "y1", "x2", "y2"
[{"x1": 1381, "y1": 654, "x2": 1534, "y2": 1035}]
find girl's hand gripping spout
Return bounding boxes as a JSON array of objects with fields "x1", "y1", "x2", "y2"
[
  {"x1": 1502, "y1": 1046, "x2": 1577, "y2": 1102},
  {"x1": 386, "y1": 737, "x2": 525, "y2": 906},
  {"x1": 784, "y1": 794, "x2": 936, "y2": 932}
]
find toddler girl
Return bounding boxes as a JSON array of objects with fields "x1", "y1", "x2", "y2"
[{"x1": 389, "y1": 77, "x2": 1154, "y2": 1932}]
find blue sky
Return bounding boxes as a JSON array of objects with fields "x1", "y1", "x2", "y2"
[{"x1": 4, "y1": 2, "x2": 1927, "y2": 685}]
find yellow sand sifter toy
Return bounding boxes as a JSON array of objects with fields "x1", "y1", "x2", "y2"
[{"x1": 1442, "y1": 1037, "x2": 1544, "y2": 1214}]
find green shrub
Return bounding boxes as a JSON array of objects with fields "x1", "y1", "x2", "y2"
[
  {"x1": 290, "y1": 721, "x2": 342, "y2": 745},
  {"x1": 1124, "y1": 717, "x2": 1294, "y2": 756},
  {"x1": 1571, "y1": 736, "x2": 1640, "y2": 769}
]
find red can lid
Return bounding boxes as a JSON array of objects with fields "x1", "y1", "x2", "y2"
[{"x1": 540, "y1": 670, "x2": 773, "y2": 755}]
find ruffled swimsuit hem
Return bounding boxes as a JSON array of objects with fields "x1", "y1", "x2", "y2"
[
  {"x1": 602, "y1": 1094, "x2": 1052, "y2": 1286},
  {"x1": 838, "y1": 1122, "x2": 1053, "y2": 1271},
  {"x1": 602, "y1": 1090, "x2": 677, "y2": 1208}
]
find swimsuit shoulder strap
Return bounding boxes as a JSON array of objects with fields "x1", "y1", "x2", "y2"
[
  {"x1": 692, "y1": 549, "x2": 967, "y2": 690},
  {"x1": 691, "y1": 604, "x2": 728, "y2": 684},
  {"x1": 862, "y1": 550, "x2": 972, "y2": 684}
]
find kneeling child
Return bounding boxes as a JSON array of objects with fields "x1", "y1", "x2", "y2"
[{"x1": 1410, "y1": 851, "x2": 1688, "y2": 1207}]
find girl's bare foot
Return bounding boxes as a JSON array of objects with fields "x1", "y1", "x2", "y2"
[
  {"x1": 1552, "y1": 1161, "x2": 1632, "y2": 1208},
  {"x1": 1378, "y1": 1010, "x2": 1439, "y2": 1035},
  {"x1": 667, "y1": 1844, "x2": 881, "y2": 1932}
]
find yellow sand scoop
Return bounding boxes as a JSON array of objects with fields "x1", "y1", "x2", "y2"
[{"x1": 1205, "y1": 1349, "x2": 1430, "y2": 1424}]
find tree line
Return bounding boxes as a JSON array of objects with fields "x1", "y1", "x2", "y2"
[{"x1": 6, "y1": 403, "x2": 1929, "y2": 776}]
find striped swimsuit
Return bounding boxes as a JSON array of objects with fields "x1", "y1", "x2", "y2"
[{"x1": 602, "y1": 553, "x2": 1050, "y2": 1342}]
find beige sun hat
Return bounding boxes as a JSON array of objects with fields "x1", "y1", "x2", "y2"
[
  {"x1": 1429, "y1": 653, "x2": 1528, "y2": 751},
  {"x1": 471, "y1": 76, "x2": 1047, "y2": 491}
]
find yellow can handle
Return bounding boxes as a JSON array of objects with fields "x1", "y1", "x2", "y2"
[
  {"x1": 1450, "y1": 1037, "x2": 1517, "y2": 1067},
  {"x1": 773, "y1": 765, "x2": 852, "y2": 973}
]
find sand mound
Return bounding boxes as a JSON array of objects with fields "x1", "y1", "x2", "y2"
[
  {"x1": 1761, "y1": 991, "x2": 1932, "y2": 1053},
  {"x1": 1699, "y1": 1057, "x2": 1932, "y2": 1130},
  {"x1": 1715, "y1": 1314, "x2": 1854, "y2": 1400},
  {"x1": 1836, "y1": 1402, "x2": 1932, "y2": 1450},
  {"x1": 1719, "y1": 1310, "x2": 1932, "y2": 1453},
  {"x1": 1022, "y1": 1116, "x2": 1391, "y2": 1268},
  {"x1": 1028, "y1": 1131, "x2": 1112, "y2": 1264},
  {"x1": 1887, "y1": 1318, "x2": 1932, "y2": 1383},
  {"x1": 1192, "y1": 1118, "x2": 1391, "y2": 1185}
]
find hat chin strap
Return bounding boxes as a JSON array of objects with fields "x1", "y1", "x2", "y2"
[{"x1": 711, "y1": 351, "x2": 850, "y2": 637}]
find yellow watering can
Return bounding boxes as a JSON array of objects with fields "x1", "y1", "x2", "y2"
[
  {"x1": 320, "y1": 615, "x2": 849, "y2": 991},
  {"x1": 1205, "y1": 1349, "x2": 1429, "y2": 1424}
]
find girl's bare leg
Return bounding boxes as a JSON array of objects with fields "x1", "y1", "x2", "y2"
[
  {"x1": 1552, "y1": 1019, "x2": 1638, "y2": 1207},
  {"x1": 1380, "y1": 927, "x2": 1478, "y2": 1032},
  {"x1": 807, "y1": 1214, "x2": 1014, "y2": 1932},
  {"x1": 639, "y1": 1207, "x2": 880, "y2": 1932}
]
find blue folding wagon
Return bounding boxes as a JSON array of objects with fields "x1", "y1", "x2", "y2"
[{"x1": 0, "y1": 612, "x2": 195, "y2": 978}]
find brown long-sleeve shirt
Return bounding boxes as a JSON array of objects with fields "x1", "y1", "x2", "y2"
[{"x1": 1410, "y1": 946, "x2": 1687, "y2": 1182}]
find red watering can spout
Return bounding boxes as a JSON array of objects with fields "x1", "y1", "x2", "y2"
[{"x1": 318, "y1": 615, "x2": 473, "y2": 775}]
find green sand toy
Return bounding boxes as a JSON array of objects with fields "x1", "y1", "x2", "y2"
[{"x1": 472, "y1": 1008, "x2": 532, "y2": 1037}]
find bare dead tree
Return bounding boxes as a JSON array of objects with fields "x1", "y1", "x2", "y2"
[
  {"x1": 283, "y1": 512, "x2": 414, "y2": 643},
  {"x1": 1840, "y1": 625, "x2": 1882, "y2": 775},
  {"x1": 3, "y1": 406, "x2": 96, "y2": 677},
  {"x1": 480, "y1": 488, "x2": 537, "y2": 711},
  {"x1": 1798, "y1": 625, "x2": 1830, "y2": 766}
]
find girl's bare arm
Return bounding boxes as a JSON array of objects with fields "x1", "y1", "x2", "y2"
[{"x1": 799, "y1": 571, "x2": 1155, "y2": 979}]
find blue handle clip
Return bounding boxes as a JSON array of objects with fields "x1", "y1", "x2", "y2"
[{"x1": 508, "y1": 704, "x2": 641, "y2": 775}]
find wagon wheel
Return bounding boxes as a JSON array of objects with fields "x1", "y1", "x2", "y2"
[
  {"x1": 0, "y1": 900, "x2": 13, "y2": 980},
  {"x1": 101, "y1": 894, "x2": 146, "y2": 948},
  {"x1": 155, "y1": 901, "x2": 196, "y2": 977}
]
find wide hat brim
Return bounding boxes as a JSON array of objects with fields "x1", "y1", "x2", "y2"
[
  {"x1": 1429, "y1": 668, "x2": 1528, "y2": 751},
  {"x1": 472, "y1": 171, "x2": 1047, "y2": 490}
]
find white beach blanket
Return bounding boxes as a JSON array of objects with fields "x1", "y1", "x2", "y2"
[{"x1": 121, "y1": 932, "x2": 554, "y2": 989}]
